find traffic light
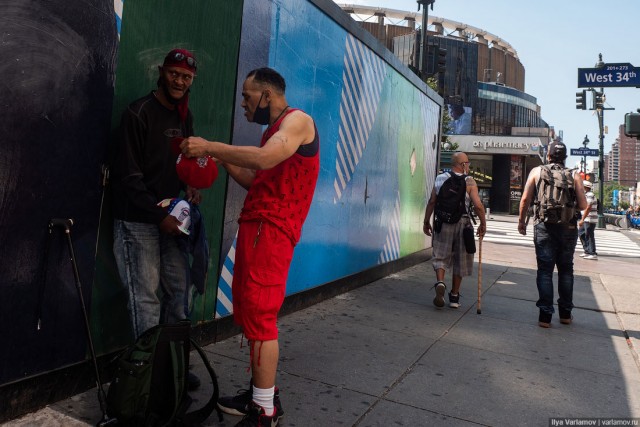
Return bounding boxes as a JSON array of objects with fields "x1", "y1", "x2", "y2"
[
  {"x1": 625, "y1": 112, "x2": 640, "y2": 137},
  {"x1": 584, "y1": 173, "x2": 593, "y2": 182},
  {"x1": 593, "y1": 91, "x2": 605, "y2": 109},
  {"x1": 437, "y1": 48, "x2": 447, "y2": 74},
  {"x1": 575, "y1": 90, "x2": 586, "y2": 110}
]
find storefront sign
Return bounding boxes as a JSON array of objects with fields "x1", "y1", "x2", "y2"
[
  {"x1": 509, "y1": 189, "x2": 523, "y2": 215},
  {"x1": 450, "y1": 135, "x2": 544, "y2": 155},
  {"x1": 473, "y1": 140, "x2": 534, "y2": 152}
]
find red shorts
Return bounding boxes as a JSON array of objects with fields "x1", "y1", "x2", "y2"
[{"x1": 232, "y1": 220, "x2": 294, "y2": 341}]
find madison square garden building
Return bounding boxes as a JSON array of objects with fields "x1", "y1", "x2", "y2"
[{"x1": 340, "y1": 4, "x2": 551, "y2": 214}]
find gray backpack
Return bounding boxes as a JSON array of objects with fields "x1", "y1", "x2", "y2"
[{"x1": 534, "y1": 164, "x2": 577, "y2": 225}]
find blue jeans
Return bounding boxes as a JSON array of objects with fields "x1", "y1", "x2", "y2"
[
  {"x1": 113, "y1": 219, "x2": 189, "y2": 339},
  {"x1": 578, "y1": 222, "x2": 597, "y2": 255},
  {"x1": 533, "y1": 222, "x2": 578, "y2": 316}
]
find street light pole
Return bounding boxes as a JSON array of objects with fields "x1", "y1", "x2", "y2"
[
  {"x1": 597, "y1": 107, "x2": 605, "y2": 228},
  {"x1": 594, "y1": 54, "x2": 607, "y2": 229},
  {"x1": 582, "y1": 135, "x2": 589, "y2": 174},
  {"x1": 417, "y1": 0, "x2": 435, "y2": 80}
]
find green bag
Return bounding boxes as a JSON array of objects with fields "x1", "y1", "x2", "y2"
[{"x1": 106, "y1": 321, "x2": 222, "y2": 426}]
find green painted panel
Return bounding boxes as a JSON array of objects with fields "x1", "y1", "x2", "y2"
[
  {"x1": 395, "y1": 76, "x2": 431, "y2": 256},
  {"x1": 91, "y1": 0, "x2": 244, "y2": 352}
]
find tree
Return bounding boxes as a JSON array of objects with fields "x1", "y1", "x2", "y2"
[
  {"x1": 601, "y1": 182, "x2": 628, "y2": 210},
  {"x1": 425, "y1": 77, "x2": 457, "y2": 151}
]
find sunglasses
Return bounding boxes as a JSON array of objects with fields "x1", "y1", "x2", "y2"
[{"x1": 167, "y1": 52, "x2": 197, "y2": 70}]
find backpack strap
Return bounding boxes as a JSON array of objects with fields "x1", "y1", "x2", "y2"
[
  {"x1": 532, "y1": 165, "x2": 549, "y2": 220},
  {"x1": 178, "y1": 338, "x2": 224, "y2": 425}
]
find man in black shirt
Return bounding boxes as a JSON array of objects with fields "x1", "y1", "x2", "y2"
[{"x1": 111, "y1": 49, "x2": 201, "y2": 350}]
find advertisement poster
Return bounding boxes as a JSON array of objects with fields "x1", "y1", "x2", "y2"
[
  {"x1": 510, "y1": 155, "x2": 523, "y2": 188},
  {"x1": 510, "y1": 189, "x2": 522, "y2": 215},
  {"x1": 446, "y1": 104, "x2": 472, "y2": 135}
]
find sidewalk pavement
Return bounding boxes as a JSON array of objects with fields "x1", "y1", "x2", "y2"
[{"x1": 7, "y1": 214, "x2": 640, "y2": 426}]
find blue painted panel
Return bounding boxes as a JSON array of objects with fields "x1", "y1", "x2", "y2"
[{"x1": 216, "y1": 0, "x2": 440, "y2": 307}]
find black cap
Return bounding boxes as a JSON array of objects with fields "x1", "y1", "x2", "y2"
[{"x1": 547, "y1": 140, "x2": 567, "y2": 159}]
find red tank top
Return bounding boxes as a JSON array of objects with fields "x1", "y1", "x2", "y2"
[{"x1": 239, "y1": 108, "x2": 320, "y2": 244}]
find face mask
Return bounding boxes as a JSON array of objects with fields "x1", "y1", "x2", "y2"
[{"x1": 253, "y1": 92, "x2": 270, "y2": 125}]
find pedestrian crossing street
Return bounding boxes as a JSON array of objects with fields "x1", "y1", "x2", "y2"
[{"x1": 482, "y1": 219, "x2": 640, "y2": 258}]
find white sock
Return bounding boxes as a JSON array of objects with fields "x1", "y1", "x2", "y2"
[{"x1": 252, "y1": 385, "x2": 275, "y2": 416}]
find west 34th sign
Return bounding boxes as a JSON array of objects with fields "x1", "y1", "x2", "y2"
[{"x1": 578, "y1": 63, "x2": 640, "y2": 87}]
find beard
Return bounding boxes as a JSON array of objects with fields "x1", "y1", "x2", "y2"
[{"x1": 157, "y1": 78, "x2": 186, "y2": 105}]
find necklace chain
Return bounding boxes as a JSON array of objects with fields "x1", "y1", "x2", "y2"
[{"x1": 268, "y1": 106, "x2": 289, "y2": 130}]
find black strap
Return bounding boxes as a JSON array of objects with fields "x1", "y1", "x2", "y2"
[{"x1": 179, "y1": 338, "x2": 223, "y2": 425}]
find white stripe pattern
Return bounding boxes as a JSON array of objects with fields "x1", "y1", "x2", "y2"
[
  {"x1": 114, "y1": 0, "x2": 124, "y2": 37},
  {"x1": 215, "y1": 234, "x2": 238, "y2": 318},
  {"x1": 334, "y1": 34, "x2": 387, "y2": 202},
  {"x1": 379, "y1": 195, "x2": 401, "y2": 264}
]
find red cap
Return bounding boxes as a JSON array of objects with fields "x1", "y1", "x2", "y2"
[
  {"x1": 176, "y1": 154, "x2": 218, "y2": 189},
  {"x1": 163, "y1": 48, "x2": 197, "y2": 73}
]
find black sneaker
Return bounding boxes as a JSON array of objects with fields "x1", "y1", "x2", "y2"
[
  {"x1": 218, "y1": 382, "x2": 284, "y2": 418},
  {"x1": 448, "y1": 292, "x2": 460, "y2": 308},
  {"x1": 538, "y1": 311, "x2": 552, "y2": 328},
  {"x1": 559, "y1": 310, "x2": 573, "y2": 325},
  {"x1": 433, "y1": 281, "x2": 446, "y2": 308},
  {"x1": 235, "y1": 401, "x2": 281, "y2": 427}
]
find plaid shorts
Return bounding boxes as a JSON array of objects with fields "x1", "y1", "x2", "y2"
[
  {"x1": 432, "y1": 216, "x2": 474, "y2": 277},
  {"x1": 232, "y1": 220, "x2": 294, "y2": 341}
]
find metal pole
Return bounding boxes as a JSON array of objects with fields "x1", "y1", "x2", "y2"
[
  {"x1": 417, "y1": 0, "x2": 435, "y2": 80},
  {"x1": 597, "y1": 107, "x2": 605, "y2": 229},
  {"x1": 417, "y1": 0, "x2": 429, "y2": 79}
]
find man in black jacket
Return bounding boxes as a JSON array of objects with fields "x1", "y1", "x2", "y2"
[{"x1": 111, "y1": 48, "x2": 201, "y2": 348}]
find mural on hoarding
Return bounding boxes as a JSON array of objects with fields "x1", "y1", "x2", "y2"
[
  {"x1": 0, "y1": 0, "x2": 118, "y2": 384},
  {"x1": 215, "y1": 0, "x2": 440, "y2": 317}
]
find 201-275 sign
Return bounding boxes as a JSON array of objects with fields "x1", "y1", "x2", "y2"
[{"x1": 578, "y1": 63, "x2": 640, "y2": 88}]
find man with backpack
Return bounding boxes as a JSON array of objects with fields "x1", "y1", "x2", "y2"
[
  {"x1": 423, "y1": 152, "x2": 487, "y2": 309},
  {"x1": 517, "y1": 140, "x2": 587, "y2": 328}
]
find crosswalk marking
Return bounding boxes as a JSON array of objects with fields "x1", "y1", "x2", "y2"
[{"x1": 482, "y1": 219, "x2": 640, "y2": 258}]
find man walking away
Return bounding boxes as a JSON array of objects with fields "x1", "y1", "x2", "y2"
[
  {"x1": 578, "y1": 180, "x2": 598, "y2": 260},
  {"x1": 518, "y1": 140, "x2": 587, "y2": 328},
  {"x1": 423, "y1": 152, "x2": 486, "y2": 309}
]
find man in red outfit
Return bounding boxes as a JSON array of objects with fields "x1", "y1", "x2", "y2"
[{"x1": 181, "y1": 67, "x2": 319, "y2": 427}]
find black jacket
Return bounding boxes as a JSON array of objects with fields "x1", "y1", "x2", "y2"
[{"x1": 111, "y1": 92, "x2": 193, "y2": 224}]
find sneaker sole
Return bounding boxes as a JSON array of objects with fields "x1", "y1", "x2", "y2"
[
  {"x1": 217, "y1": 398, "x2": 285, "y2": 418},
  {"x1": 538, "y1": 321, "x2": 551, "y2": 328},
  {"x1": 433, "y1": 283, "x2": 446, "y2": 308},
  {"x1": 560, "y1": 317, "x2": 572, "y2": 325},
  {"x1": 216, "y1": 403, "x2": 247, "y2": 416},
  {"x1": 449, "y1": 302, "x2": 460, "y2": 308}
]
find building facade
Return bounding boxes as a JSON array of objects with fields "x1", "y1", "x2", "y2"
[
  {"x1": 339, "y1": 4, "x2": 550, "y2": 214},
  {"x1": 616, "y1": 124, "x2": 640, "y2": 186}
]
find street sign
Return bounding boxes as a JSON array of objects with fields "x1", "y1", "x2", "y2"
[
  {"x1": 578, "y1": 63, "x2": 640, "y2": 88},
  {"x1": 570, "y1": 148, "x2": 599, "y2": 157}
]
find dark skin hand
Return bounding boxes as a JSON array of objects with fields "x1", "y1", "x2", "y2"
[{"x1": 159, "y1": 215, "x2": 184, "y2": 236}]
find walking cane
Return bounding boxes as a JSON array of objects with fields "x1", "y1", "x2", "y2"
[
  {"x1": 477, "y1": 235, "x2": 483, "y2": 315},
  {"x1": 41, "y1": 219, "x2": 118, "y2": 426}
]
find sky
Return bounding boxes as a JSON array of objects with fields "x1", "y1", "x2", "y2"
[{"x1": 333, "y1": 0, "x2": 640, "y2": 169}]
